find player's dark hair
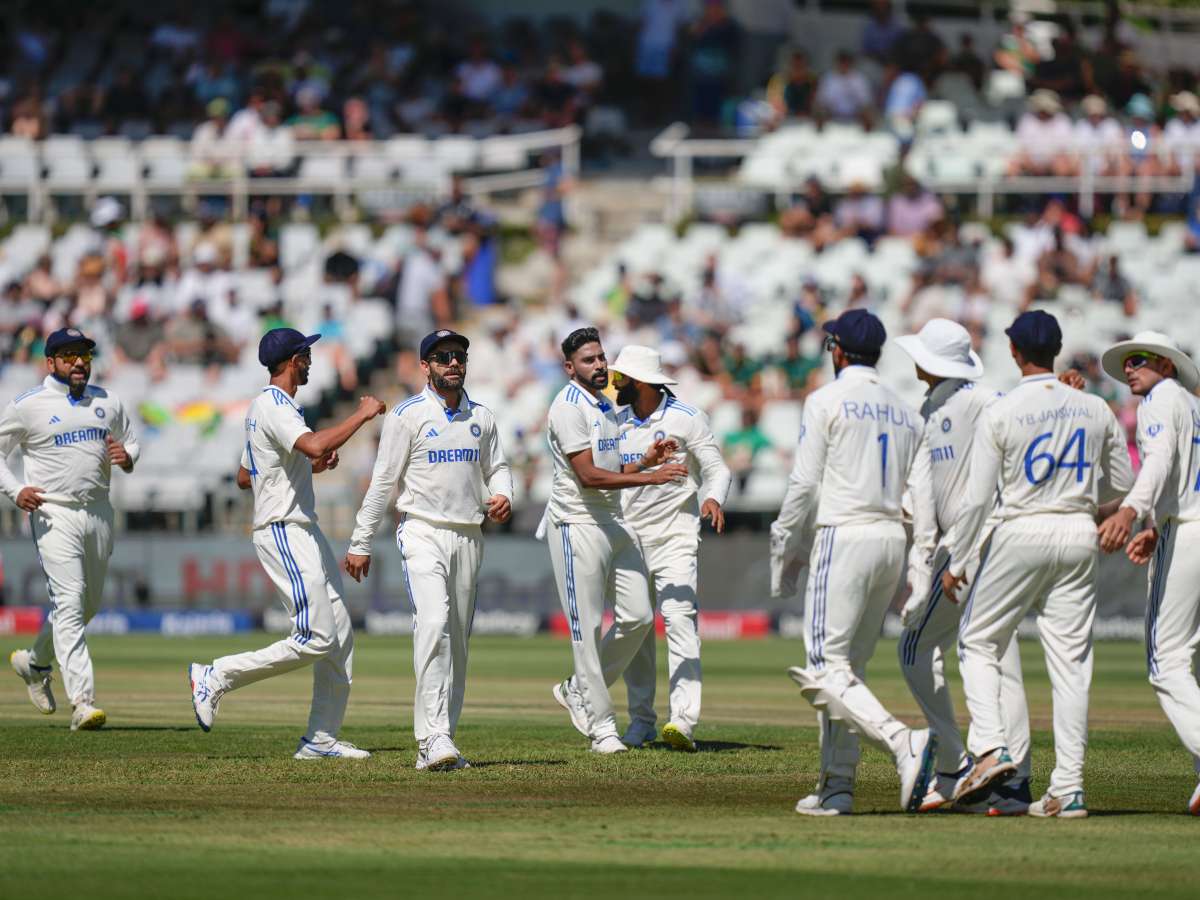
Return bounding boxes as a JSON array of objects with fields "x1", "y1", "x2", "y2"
[
  {"x1": 844, "y1": 349, "x2": 881, "y2": 367},
  {"x1": 1014, "y1": 343, "x2": 1058, "y2": 369},
  {"x1": 561, "y1": 327, "x2": 602, "y2": 360},
  {"x1": 269, "y1": 359, "x2": 288, "y2": 377}
]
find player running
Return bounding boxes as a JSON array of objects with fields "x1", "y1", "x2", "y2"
[
  {"x1": 610, "y1": 345, "x2": 731, "y2": 753},
  {"x1": 771, "y1": 309, "x2": 937, "y2": 815},
  {"x1": 345, "y1": 329, "x2": 513, "y2": 772},
  {"x1": 4, "y1": 328, "x2": 139, "y2": 731},
  {"x1": 1095, "y1": 332, "x2": 1200, "y2": 816},
  {"x1": 944, "y1": 311, "x2": 1134, "y2": 818},
  {"x1": 546, "y1": 327, "x2": 688, "y2": 754},
  {"x1": 188, "y1": 328, "x2": 385, "y2": 759},
  {"x1": 894, "y1": 319, "x2": 1033, "y2": 814}
]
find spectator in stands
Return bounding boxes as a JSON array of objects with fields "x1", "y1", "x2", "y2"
[
  {"x1": 97, "y1": 66, "x2": 150, "y2": 130},
  {"x1": 1101, "y1": 49, "x2": 1153, "y2": 112},
  {"x1": 636, "y1": 0, "x2": 693, "y2": 124},
  {"x1": 1022, "y1": 228, "x2": 1085, "y2": 310},
  {"x1": 395, "y1": 227, "x2": 450, "y2": 344},
  {"x1": 1030, "y1": 25, "x2": 1094, "y2": 105},
  {"x1": 994, "y1": 11, "x2": 1039, "y2": 78},
  {"x1": 722, "y1": 341, "x2": 762, "y2": 390},
  {"x1": 315, "y1": 302, "x2": 359, "y2": 391},
  {"x1": 246, "y1": 101, "x2": 295, "y2": 176},
  {"x1": 815, "y1": 50, "x2": 874, "y2": 127},
  {"x1": 1165, "y1": 91, "x2": 1200, "y2": 174},
  {"x1": 723, "y1": 405, "x2": 771, "y2": 490},
  {"x1": 861, "y1": 0, "x2": 902, "y2": 64},
  {"x1": 287, "y1": 86, "x2": 340, "y2": 140},
  {"x1": 188, "y1": 57, "x2": 243, "y2": 110},
  {"x1": 563, "y1": 39, "x2": 604, "y2": 104},
  {"x1": 893, "y1": 13, "x2": 944, "y2": 79},
  {"x1": 604, "y1": 263, "x2": 634, "y2": 323},
  {"x1": 689, "y1": 0, "x2": 740, "y2": 129},
  {"x1": 174, "y1": 243, "x2": 229, "y2": 317},
  {"x1": 766, "y1": 51, "x2": 817, "y2": 124},
  {"x1": 659, "y1": 296, "x2": 704, "y2": 348},
  {"x1": 1117, "y1": 93, "x2": 1164, "y2": 218},
  {"x1": 1074, "y1": 94, "x2": 1124, "y2": 176},
  {"x1": 9, "y1": 91, "x2": 46, "y2": 139},
  {"x1": 24, "y1": 254, "x2": 60, "y2": 304},
  {"x1": 1008, "y1": 89, "x2": 1075, "y2": 176},
  {"x1": 1090, "y1": 255, "x2": 1140, "y2": 317},
  {"x1": 492, "y1": 62, "x2": 532, "y2": 121},
  {"x1": 113, "y1": 299, "x2": 166, "y2": 368},
  {"x1": 844, "y1": 272, "x2": 878, "y2": 313},
  {"x1": 532, "y1": 58, "x2": 579, "y2": 128},
  {"x1": 0, "y1": 281, "x2": 41, "y2": 362},
  {"x1": 455, "y1": 38, "x2": 503, "y2": 110},
  {"x1": 341, "y1": 96, "x2": 373, "y2": 141},
  {"x1": 791, "y1": 277, "x2": 822, "y2": 336},
  {"x1": 949, "y1": 34, "x2": 985, "y2": 91},
  {"x1": 833, "y1": 179, "x2": 885, "y2": 245},
  {"x1": 189, "y1": 98, "x2": 238, "y2": 178},
  {"x1": 226, "y1": 89, "x2": 267, "y2": 150},
  {"x1": 536, "y1": 153, "x2": 571, "y2": 299},
  {"x1": 136, "y1": 211, "x2": 180, "y2": 272},
  {"x1": 164, "y1": 298, "x2": 238, "y2": 366},
  {"x1": 882, "y1": 62, "x2": 927, "y2": 143},
  {"x1": 981, "y1": 235, "x2": 1035, "y2": 309},
  {"x1": 772, "y1": 333, "x2": 821, "y2": 398},
  {"x1": 627, "y1": 272, "x2": 673, "y2": 329},
  {"x1": 887, "y1": 174, "x2": 944, "y2": 237}
]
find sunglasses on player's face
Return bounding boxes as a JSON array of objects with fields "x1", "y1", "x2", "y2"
[
  {"x1": 427, "y1": 349, "x2": 467, "y2": 365},
  {"x1": 1123, "y1": 352, "x2": 1159, "y2": 371},
  {"x1": 822, "y1": 335, "x2": 839, "y2": 352},
  {"x1": 55, "y1": 350, "x2": 93, "y2": 364}
]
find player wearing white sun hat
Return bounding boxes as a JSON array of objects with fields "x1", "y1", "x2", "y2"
[
  {"x1": 893, "y1": 319, "x2": 1033, "y2": 814},
  {"x1": 1096, "y1": 331, "x2": 1200, "y2": 816},
  {"x1": 609, "y1": 345, "x2": 731, "y2": 753}
]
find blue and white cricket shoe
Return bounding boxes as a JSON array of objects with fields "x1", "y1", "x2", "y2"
[
  {"x1": 293, "y1": 737, "x2": 371, "y2": 760},
  {"x1": 188, "y1": 663, "x2": 223, "y2": 732},
  {"x1": 552, "y1": 678, "x2": 590, "y2": 737},
  {"x1": 897, "y1": 728, "x2": 938, "y2": 813},
  {"x1": 1028, "y1": 790, "x2": 1087, "y2": 818},
  {"x1": 953, "y1": 747, "x2": 1018, "y2": 806},
  {"x1": 916, "y1": 763, "x2": 973, "y2": 813},
  {"x1": 985, "y1": 777, "x2": 1032, "y2": 816}
]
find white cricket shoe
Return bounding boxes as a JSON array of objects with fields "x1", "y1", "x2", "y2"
[
  {"x1": 897, "y1": 728, "x2": 938, "y2": 813},
  {"x1": 621, "y1": 719, "x2": 657, "y2": 748},
  {"x1": 10, "y1": 649, "x2": 55, "y2": 714},
  {"x1": 70, "y1": 703, "x2": 106, "y2": 731},
  {"x1": 1189, "y1": 782, "x2": 1200, "y2": 816},
  {"x1": 416, "y1": 733, "x2": 461, "y2": 771},
  {"x1": 414, "y1": 748, "x2": 472, "y2": 771},
  {"x1": 953, "y1": 747, "x2": 1018, "y2": 806},
  {"x1": 917, "y1": 764, "x2": 972, "y2": 813},
  {"x1": 293, "y1": 737, "x2": 371, "y2": 760},
  {"x1": 187, "y1": 663, "x2": 223, "y2": 732},
  {"x1": 795, "y1": 775, "x2": 854, "y2": 816},
  {"x1": 1028, "y1": 790, "x2": 1088, "y2": 819},
  {"x1": 590, "y1": 734, "x2": 628, "y2": 754},
  {"x1": 552, "y1": 678, "x2": 590, "y2": 737},
  {"x1": 661, "y1": 722, "x2": 697, "y2": 753}
]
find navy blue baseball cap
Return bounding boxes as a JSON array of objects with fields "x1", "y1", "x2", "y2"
[
  {"x1": 822, "y1": 309, "x2": 887, "y2": 355},
  {"x1": 258, "y1": 327, "x2": 320, "y2": 368},
  {"x1": 44, "y1": 327, "x2": 96, "y2": 357},
  {"x1": 1005, "y1": 310, "x2": 1062, "y2": 354},
  {"x1": 419, "y1": 329, "x2": 470, "y2": 359}
]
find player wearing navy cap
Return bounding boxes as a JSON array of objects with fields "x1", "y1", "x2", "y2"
[
  {"x1": 943, "y1": 311, "x2": 1134, "y2": 817},
  {"x1": 345, "y1": 329, "x2": 514, "y2": 771},
  {"x1": 770, "y1": 310, "x2": 938, "y2": 815},
  {"x1": 188, "y1": 327, "x2": 386, "y2": 758},
  {"x1": 3, "y1": 328, "x2": 140, "y2": 731}
]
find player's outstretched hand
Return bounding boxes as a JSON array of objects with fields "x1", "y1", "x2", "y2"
[
  {"x1": 486, "y1": 494, "x2": 512, "y2": 523},
  {"x1": 647, "y1": 462, "x2": 689, "y2": 484},
  {"x1": 313, "y1": 450, "x2": 339, "y2": 473},
  {"x1": 106, "y1": 436, "x2": 132, "y2": 470},
  {"x1": 1098, "y1": 506, "x2": 1137, "y2": 553},
  {"x1": 1126, "y1": 527, "x2": 1158, "y2": 565},
  {"x1": 1058, "y1": 369, "x2": 1086, "y2": 391},
  {"x1": 641, "y1": 438, "x2": 680, "y2": 467},
  {"x1": 344, "y1": 553, "x2": 371, "y2": 582},
  {"x1": 357, "y1": 395, "x2": 386, "y2": 419},
  {"x1": 941, "y1": 569, "x2": 966, "y2": 604},
  {"x1": 15, "y1": 486, "x2": 44, "y2": 511},
  {"x1": 901, "y1": 566, "x2": 932, "y2": 628},
  {"x1": 700, "y1": 498, "x2": 724, "y2": 533}
]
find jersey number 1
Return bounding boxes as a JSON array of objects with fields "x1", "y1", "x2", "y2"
[{"x1": 878, "y1": 432, "x2": 888, "y2": 487}]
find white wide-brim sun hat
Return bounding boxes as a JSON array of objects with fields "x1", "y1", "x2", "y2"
[
  {"x1": 893, "y1": 318, "x2": 985, "y2": 380},
  {"x1": 610, "y1": 344, "x2": 678, "y2": 386},
  {"x1": 1101, "y1": 331, "x2": 1200, "y2": 391}
]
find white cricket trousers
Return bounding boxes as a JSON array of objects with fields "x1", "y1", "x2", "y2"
[
  {"x1": 547, "y1": 521, "x2": 654, "y2": 739},
  {"x1": 804, "y1": 522, "x2": 910, "y2": 779},
  {"x1": 28, "y1": 500, "x2": 113, "y2": 708},
  {"x1": 898, "y1": 545, "x2": 1030, "y2": 777},
  {"x1": 1145, "y1": 519, "x2": 1200, "y2": 775},
  {"x1": 622, "y1": 531, "x2": 702, "y2": 735},
  {"x1": 958, "y1": 514, "x2": 1097, "y2": 797},
  {"x1": 397, "y1": 515, "x2": 483, "y2": 743},
  {"x1": 211, "y1": 522, "x2": 354, "y2": 743}
]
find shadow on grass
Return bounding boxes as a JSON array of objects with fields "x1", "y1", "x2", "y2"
[
  {"x1": 469, "y1": 759, "x2": 569, "y2": 769},
  {"x1": 100, "y1": 726, "x2": 198, "y2": 732},
  {"x1": 693, "y1": 740, "x2": 782, "y2": 753}
]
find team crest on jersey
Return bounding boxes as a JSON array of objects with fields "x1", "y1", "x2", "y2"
[
  {"x1": 1147, "y1": 424, "x2": 1163, "y2": 437},
  {"x1": 941, "y1": 418, "x2": 951, "y2": 432},
  {"x1": 470, "y1": 423, "x2": 482, "y2": 437},
  {"x1": 94, "y1": 407, "x2": 106, "y2": 419},
  {"x1": 654, "y1": 429, "x2": 666, "y2": 442}
]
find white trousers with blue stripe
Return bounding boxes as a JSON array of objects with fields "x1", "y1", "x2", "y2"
[
  {"x1": 958, "y1": 515, "x2": 1095, "y2": 798},
  {"x1": 397, "y1": 516, "x2": 482, "y2": 743},
  {"x1": 211, "y1": 521, "x2": 354, "y2": 744},
  {"x1": 546, "y1": 520, "x2": 654, "y2": 740},
  {"x1": 622, "y1": 530, "x2": 702, "y2": 735},
  {"x1": 899, "y1": 544, "x2": 1030, "y2": 777},
  {"x1": 1144, "y1": 519, "x2": 1200, "y2": 775},
  {"x1": 803, "y1": 522, "x2": 909, "y2": 780}
]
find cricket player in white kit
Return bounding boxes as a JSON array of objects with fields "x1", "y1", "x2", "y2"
[
  {"x1": 345, "y1": 329, "x2": 513, "y2": 772},
  {"x1": 894, "y1": 320, "x2": 1033, "y2": 814},
  {"x1": 4, "y1": 328, "x2": 139, "y2": 731},
  {"x1": 770, "y1": 310, "x2": 937, "y2": 815},
  {"x1": 945, "y1": 311, "x2": 1134, "y2": 818},
  {"x1": 188, "y1": 328, "x2": 385, "y2": 758},
  {"x1": 609, "y1": 345, "x2": 731, "y2": 753},
  {"x1": 546, "y1": 327, "x2": 689, "y2": 754},
  {"x1": 1095, "y1": 332, "x2": 1200, "y2": 816}
]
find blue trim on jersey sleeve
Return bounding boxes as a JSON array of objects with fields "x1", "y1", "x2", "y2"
[
  {"x1": 665, "y1": 398, "x2": 697, "y2": 416},
  {"x1": 393, "y1": 394, "x2": 426, "y2": 417},
  {"x1": 13, "y1": 386, "x2": 44, "y2": 405}
]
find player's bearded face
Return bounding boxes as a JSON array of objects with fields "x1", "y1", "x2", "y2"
[
  {"x1": 569, "y1": 342, "x2": 608, "y2": 390},
  {"x1": 294, "y1": 350, "x2": 311, "y2": 385},
  {"x1": 427, "y1": 343, "x2": 467, "y2": 392},
  {"x1": 615, "y1": 378, "x2": 638, "y2": 406},
  {"x1": 51, "y1": 347, "x2": 91, "y2": 391}
]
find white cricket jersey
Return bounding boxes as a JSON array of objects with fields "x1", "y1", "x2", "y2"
[
  {"x1": 348, "y1": 386, "x2": 513, "y2": 553},
  {"x1": 546, "y1": 380, "x2": 623, "y2": 526},
  {"x1": 1122, "y1": 378, "x2": 1200, "y2": 525},
  {"x1": 773, "y1": 365, "x2": 924, "y2": 559},
  {"x1": 947, "y1": 373, "x2": 1134, "y2": 577},
  {"x1": 615, "y1": 393, "x2": 732, "y2": 538},
  {"x1": 241, "y1": 386, "x2": 315, "y2": 529},
  {"x1": 0, "y1": 375, "x2": 140, "y2": 506}
]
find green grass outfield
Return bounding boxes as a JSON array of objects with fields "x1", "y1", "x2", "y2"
[{"x1": 0, "y1": 634, "x2": 1195, "y2": 899}]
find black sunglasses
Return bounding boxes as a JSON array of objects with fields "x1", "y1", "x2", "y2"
[
  {"x1": 822, "y1": 335, "x2": 839, "y2": 352},
  {"x1": 1123, "y1": 353, "x2": 1157, "y2": 370},
  {"x1": 427, "y1": 349, "x2": 468, "y2": 365}
]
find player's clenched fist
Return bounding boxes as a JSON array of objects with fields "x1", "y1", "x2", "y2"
[
  {"x1": 357, "y1": 395, "x2": 386, "y2": 419},
  {"x1": 485, "y1": 494, "x2": 511, "y2": 523},
  {"x1": 15, "y1": 486, "x2": 44, "y2": 511},
  {"x1": 344, "y1": 553, "x2": 371, "y2": 581},
  {"x1": 106, "y1": 436, "x2": 132, "y2": 471}
]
